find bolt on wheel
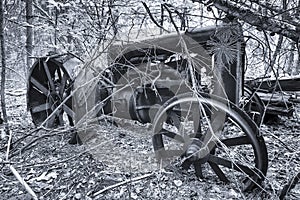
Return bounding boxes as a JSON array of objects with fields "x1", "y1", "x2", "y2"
[{"x1": 152, "y1": 92, "x2": 268, "y2": 191}]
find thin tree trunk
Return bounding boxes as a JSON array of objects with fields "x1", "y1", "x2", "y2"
[
  {"x1": 269, "y1": 0, "x2": 287, "y2": 76},
  {"x1": 286, "y1": 42, "x2": 295, "y2": 76},
  {"x1": 26, "y1": 0, "x2": 33, "y2": 76},
  {"x1": 296, "y1": 45, "x2": 300, "y2": 75},
  {"x1": 54, "y1": 7, "x2": 58, "y2": 52},
  {"x1": 109, "y1": 0, "x2": 118, "y2": 37},
  {"x1": 295, "y1": 0, "x2": 300, "y2": 75},
  {"x1": 269, "y1": 35, "x2": 283, "y2": 76},
  {"x1": 0, "y1": 0, "x2": 8, "y2": 134},
  {"x1": 160, "y1": 4, "x2": 164, "y2": 34},
  {"x1": 199, "y1": 4, "x2": 203, "y2": 27}
]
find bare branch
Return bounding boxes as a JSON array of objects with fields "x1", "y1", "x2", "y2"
[
  {"x1": 142, "y1": 2, "x2": 170, "y2": 33},
  {"x1": 193, "y1": 0, "x2": 300, "y2": 42},
  {"x1": 92, "y1": 172, "x2": 154, "y2": 197},
  {"x1": 9, "y1": 165, "x2": 38, "y2": 200},
  {"x1": 163, "y1": 4, "x2": 179, "y2": 33}
]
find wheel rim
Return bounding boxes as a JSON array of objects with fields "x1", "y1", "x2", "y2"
[
  {"x1": 27, "y1": 59, "x2": 74, "y2": 127},
  {"x1": 152, "y1": 92, "x2": 268, "y2": 191}
]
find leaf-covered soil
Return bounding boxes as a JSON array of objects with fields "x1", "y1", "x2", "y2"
[{"x1": 0, "y1": 87, "x2": 299, "y2": 200}]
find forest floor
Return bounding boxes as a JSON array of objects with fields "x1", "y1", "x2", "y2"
[{"x1": 0, "y1": 86, "x2": 299, "y2": 200}]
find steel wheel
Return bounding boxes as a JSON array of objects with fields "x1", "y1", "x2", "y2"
[
  {"x1": 27, "y1": 58, "x2": 74, "y2": 127},
  {"x1": 152, "y1": 92, "x2": 268, "y2": 191}
]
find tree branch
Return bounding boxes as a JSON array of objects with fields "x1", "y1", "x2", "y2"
[
  {"x1": 92, "y1": 172, "x2": 154, "y2": 197},
  {"x1": 193, "y1": 0, "x2": 300, "y2": 43},
  {"x1": 163, "y1": 4, "x2": 179, "y2": 33},
  {"x1": 142, "y1": 2, "x2": 170, "y2": 33}
]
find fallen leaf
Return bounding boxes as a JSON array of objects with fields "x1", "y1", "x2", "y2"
[{"x1": 174, "y1": 179, "x2": 183, "y2": 187}]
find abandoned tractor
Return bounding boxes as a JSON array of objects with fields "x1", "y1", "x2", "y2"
[{"x1": 27, "y1": 22, "x2": 269, "y2": 191}]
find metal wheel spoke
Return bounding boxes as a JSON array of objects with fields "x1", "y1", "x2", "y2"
[
  {"x1": 181, "y1": 159, "x2": 193, "y2": 170},
  {"x1": 31, "y1": 103, "x2": 51, "y2": 113},
  {"x1": 43, "y1": 61, "x2": 56, "y2": 91},
  {"x1": 220, "y1": 136, "x2": 251, "y2": 147},
  {"x1": 193, "y1": 160, "x2": 204, "y2": 178},
  {"x1": 160, "y1": 129, "x2": 185, "y2": 143},
  {"x1": 30, "y1": 77, "x2": 49, "y2": 95},
  {"x1": 59, "y1": 73, "x2": 68, "y2": 97},
  {"x1": 208, "y1": 161, "x2": 229, "y2": 182},
  {"x1": 208, "y1": 155, "x2": 255, "y2": 177},
  {"x1": 62, "y1": 104, "x2": 75, "y2": 120}
]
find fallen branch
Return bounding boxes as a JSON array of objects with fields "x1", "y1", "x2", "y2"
[
  {"x1": 9, "y1": 165, "x2": 38, "y2": 200},
  {"x1": 6, "y1": 89, "x2": 26, "y2": 96},
  {"x1": 8, "y1": 128, "x2": 68, "y2": 159},
  {"x1": 92, "y1": 172, "x2": 155, "y2": 197},
  {"x1": 6, "y1": 131, "x2": 38, "y2": 199}
]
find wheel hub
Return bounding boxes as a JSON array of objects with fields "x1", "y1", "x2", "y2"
[
  {"x1": 130, "y1": 85, "x2": 175, "y2": 123},
  {"x1": 49, "y1": 91, "x2": 62, "y2": 109},
  {"x1": 185, "y1": 138, "x2": 211, "y2": 163}
]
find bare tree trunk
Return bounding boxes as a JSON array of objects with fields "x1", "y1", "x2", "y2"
[
  {"x1": 54, "y1": 7, "x2": 58, "y2": 52},
  {"x1": 26, "y1": 0, "x2": 33, "y2": 76},
  {"x1": 160, "y1": 4, "x2": 164, "y2": 34},
  {"x1": 267, "y1": 0, "x2": 286, "y2": 75},
  {"x1": 296, "y1": 45, "x2": 300, "y2": 75},
  {"x1": 108, "y1": 0, "x2": 118, "y2": 37},
  {"x1": 295, "y1": 0, "x2": 300, "y2": 75},
  {"x1": 199, "y1": 4, "x2": 203, "y2": 27},
  {"x1": 269, "y1": 35, "x2": 283, "y2": 76},
  {"x1": 286, "y1": 42, "x2": 295, "y2": 76},
  {"x1": 0, "y1": 0, "x2": 8, "y2": 133}
]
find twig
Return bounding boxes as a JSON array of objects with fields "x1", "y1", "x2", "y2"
[
  {"x1": 8, "y1": 128, "x2": 68, "y2": 159},
  {"x1": 20, "y1": 146, "x2": 89, "y2": 168},
  {"x1": 93, "y1": 172, "x2": 155, "y2": 197},
  {"x1": 20, "y1": 138, "x2": 115, "y2": 168},
  {"x1": 0, "y1": 160, "x2": 17, "y2": 165},
  {"x1": 141, "y1": 2, "x2": 170, "y2": 33},
  {"x1": 279, "y1": 172, "x2": 300, "y2": 200},
  {"x1": 5, "y1": 131, "x2": 38, "y2": 199},
  {"x1": 163, "y1": 4, "x2": 179, "y2": 33},
  {"x1": 5, "y1": 130, "x2": 12, "y2": 161},
  {"x1": 9, "y1": 165, "x2": 38, "y2": 200},
  {"x1": 0, "y1": 127, "x2": 41, "y2": 152},
  {"x1": 269, "y1": 133, "x2": 296, "y2": 153},
  {"x1": 6, "y1": 90, "x2": 27, "y2": 96}
]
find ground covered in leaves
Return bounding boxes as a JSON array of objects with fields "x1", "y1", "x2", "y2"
[{"x1": 0, "y1": 87, "x2": 299, "y2": 200}]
